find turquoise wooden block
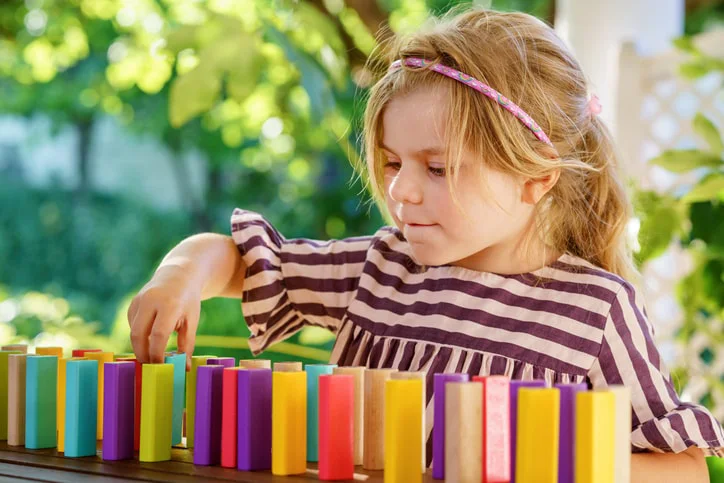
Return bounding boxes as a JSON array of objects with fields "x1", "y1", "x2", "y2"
[
  {"x1": 164, "y1": 353, "x2": 186, "y2": 446},
  {"x1": 305, "y1": 364, "x2": 336, "y2": 462},
  {"x1": 65, "y1": 359, "x2": 98, "y2": 457},
  {"x1": 25, "y1": 355, "x2": 58, "y2": 449},
  {"x1": 708, "y1": 456, "x2": 724, "y2": 483}
]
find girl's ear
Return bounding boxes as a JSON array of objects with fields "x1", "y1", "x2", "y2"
[{"x1": 522, "y1": 169, "x2": 560, "y2": 205}]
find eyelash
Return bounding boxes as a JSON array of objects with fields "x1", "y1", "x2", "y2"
[{"x1": 383, "y1": 161, "x2": 447, "y2": 177}]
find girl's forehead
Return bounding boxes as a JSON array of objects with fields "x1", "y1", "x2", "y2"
[{"x1": 381, "y1": 90, "x2": 449, "y2": 153}]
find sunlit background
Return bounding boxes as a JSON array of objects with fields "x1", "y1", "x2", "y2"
[{"x1": 1, "y1": 0, "x2": 724, "y2": 419}]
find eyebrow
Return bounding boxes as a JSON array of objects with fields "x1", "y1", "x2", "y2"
[{"x1": 379, "y1": 142, "x2": 445, "y2": 157}]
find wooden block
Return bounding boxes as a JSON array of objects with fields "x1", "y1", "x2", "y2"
[
  {"x1": 207, "y1": 357, "x2": 235, "y2": 368},
  {"x1": 186, "y1": 355, "x2": 213, "y2": 449},
  {"x1": 474, "y1": 376, "x2": 511, "y2": 483},
  {"x1": 102, "y1": 362, "x2": 135, "y2": 460},
  {"x1": 57, "y1": 357, "x2": 86, "y2": 452},
  {"x1": 65, "y1": 359, "x2": 98, "y2": 457},
  {"x1": 363, "y1": 368, "x2": 394, "y2": 470},
  {"x1": 239, "y1": 359, "x2": 271, "y2": 369},
  {"x1": 8, "y1": 354, "x2": 27, "y2": 446},
  {"x1": 385, "y1": 378, "x2": 423, "y2": 483},
  {"x1": 238, "y1": 368, "x2": 272, "y2": 471},
  {"x1": 36, "y1": 347, "x2": 63, "y2": 358},
  {"x1": 555, "y1": 383, "x2": 588, "y2": 483},
  {"x1": 115, "y1": 357, "x2": 142, "y2": 451},
  {"x1": 194, "y1": 365, "x2": 224, "y2": 465},
  {"x1": 164, "y1": 353, "x2": 186, "y2": 447},
  {"x1": 332, "y1": 366, "x2": 365, "y2": 466},
  {"x1": 607, "y1": 386, "x2": 631, "y2": 483},
  {"x1": 139, "y1": 363, "x2": 173, "y2": 462},
  {"x1": 433, "y1": 373, "x2": 470, "y2": 479},
  {"x1": 391, "y1": 371, "x2": 426, "y2": 472},
  {"x1": 25, "y1": 355, "x2": 58, "y2": 449},
  {"x1": 516, "y1": 388, "x2": 560, "y2": 483},
  {"x1": 221, "y1": 367, "x2": 245, "y2": 468},
  {"x1": 274, "y1": 361, "x2": 303, "y2": 372},
  {"x1": 445, "y1": 382, "x2": 482, "y2": 483},
  {"x1": 306, "y1": 364, "x2": 337, "y2": 462},
  {"x1": 509, "y1": 380, "x2": 546, "y2": 481},
  {"x1": 72, "y1": 349, "x2": 101, "y2": 358},
  {"x1": 318, "y1": 374, "x2": 354, "y2": 481},
  {"x1": 272, "y1": 371, "x2": 307, "y2": 475},
  {"x1": 575, "y1": 391, "x2": 616, "y2": 483},
  {"x1": 85, "y1": 351, "x2": 113, "y2": 440},
  {"x1": 0, "y1": 350, "x2": 23, "y2": 440},
  {"x1": 2, "y1": 345, "x2": 27, "y2": 353}
]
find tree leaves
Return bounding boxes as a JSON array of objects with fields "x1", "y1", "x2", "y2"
[
  {"x1": 650, "y1": 149, "x2": 722, "y2": 173},
  {"x1": 682, "y1": 173, "x2": 724, "y2": 203},
  {"x1": 693, "y1": 113, "x2": 724, "y2": 155}
]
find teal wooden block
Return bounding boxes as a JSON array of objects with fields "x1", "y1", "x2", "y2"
[
  {"x1": 305, "y1": 364, "x2": 337, "y2": 462},
  {"x1": 25, "y1": 355, "x2": 58, "y2": 449},
  {"x1": 164, "y1": 353, "x2": 186, "y2": 446},
  {"x1": 65, "y1": 359, "x2": 98, "y2": 457},
  {"x1": 708, "y1": 456, "x2": 724, "y2": 483}
]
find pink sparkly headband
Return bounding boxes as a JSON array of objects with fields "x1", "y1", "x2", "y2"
[{"x1": 388, "y1": 57, "x2": 553, "y2": 147}]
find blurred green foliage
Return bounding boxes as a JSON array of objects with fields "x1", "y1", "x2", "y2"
[{"x1": 635, "y1": 42, "x2": 724, "y2": 413}]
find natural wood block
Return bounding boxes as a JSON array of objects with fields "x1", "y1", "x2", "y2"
[
  {"x1": 363, "y1": 369, "x2": 394, "y2": 470},
  {"x1": 445, "y1": 382, "x2": 482, "y2": 483},
  {"x1": 239, "y1": 359, "x2": 271, "y2": 369},
  {"x1": 273, "y1": 362, "x2": 303, "y2": 372},
  {"x1": 8, "y1": 354, "x2": 27, "y2": 446}
]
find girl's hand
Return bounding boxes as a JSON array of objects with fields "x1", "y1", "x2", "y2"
[{"x1": 127, "y1": 265, "x2": 202, "y2": 370}]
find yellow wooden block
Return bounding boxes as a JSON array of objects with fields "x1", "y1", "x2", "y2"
[
  {"x1": 139, "y1": 363, "x2": 174, "y2": 462},
  {"x1": 36, "y1": 347, "x2": 63, "y2": 358},
  {"x1": 385, "y1": 379, "x2": 423, "y2": 483},
  {"x1": 272, "y1": 371, "x2": 307, "y2": 475},
  {"x1": 58, "y1": 357, "x2": 86, "y2": 452},
  {"x1": 85, "y1": 352, "x2": 113, "y2": 440},
  {"x1": 186, "y1": 355, "x2": 213, "y2": 449},
  {"x1": 576, "y1": 391, "x2": 616, "y2": 483},
  {"x1": 516, "y1": 388, "x2": 560, "y2": 483}
]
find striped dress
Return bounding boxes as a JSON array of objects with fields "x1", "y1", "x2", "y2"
[{"x1": 231, "y1": 208, "x2": 724, "y2": 459}]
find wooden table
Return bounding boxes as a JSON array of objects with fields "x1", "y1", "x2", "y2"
[{"x1": 0, "y1": 443, "x2": 436, "y2": 482}]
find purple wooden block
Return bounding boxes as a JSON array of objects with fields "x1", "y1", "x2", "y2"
[
  {"x1": 555, "y1": 383, "x2": 588, "y2": 483},
  {"x1": 102, "y1": 362, "x2": 135, "y2": 461},
  {"x1": 207, "y1": 358, "x2": 235, "y2": 368},
  {"x1": 432, "y1": 373, "x2": 470, "y2": 479},
  {"x1": 237, "y1": 368, "x2": 272, "y2": 471},
  {"x1": 510, "y1": 380, "x2": 546, "y2": 483},
  {"x1": 194, "y1": 365, "x2": 224, "y2": 465}
]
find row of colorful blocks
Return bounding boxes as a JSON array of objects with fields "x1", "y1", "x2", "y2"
[{"x1": 0, "y1": 346, "x2": 630, "y2": 482}]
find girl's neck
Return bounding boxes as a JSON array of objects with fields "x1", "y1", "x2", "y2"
[{"x1": 452, "y1": 233, "x2": 562, "y2": 275}]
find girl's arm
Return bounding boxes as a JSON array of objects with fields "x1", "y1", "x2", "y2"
[
  {"x1": 128, "y1": 233, "x2": 246, "y2": 368},
  {"x1": 631, "y1": 447, "x2": 709, "y2": 483}
]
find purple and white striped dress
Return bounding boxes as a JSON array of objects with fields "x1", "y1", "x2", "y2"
[{"x1": 231, "y1": 209, "x2": 724, "y2": 459}]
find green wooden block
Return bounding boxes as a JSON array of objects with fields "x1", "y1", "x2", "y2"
[
  {"x1": 164, "y1": 353, "x2": 186, "y2": 446},
  {"x1": 0, "y1": 350, "x2": 24, "y2": 440},
  {"x1": 708, "y1": 456, "x2": 724, "y2": 483},
  {"x1": 26, "y1": 355, "x2": 58, "y2": 449}
]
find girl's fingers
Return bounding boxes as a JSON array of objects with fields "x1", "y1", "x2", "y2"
[
  {"x1": 129, "y1": 303, "x2": 155, "y2": 363},
  {"x1": 148, "y1": 307, "x2": 182, "y2": 364}
]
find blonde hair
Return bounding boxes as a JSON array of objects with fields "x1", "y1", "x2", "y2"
[{"x1": 359, "y1": 7, "x2": 637, "y2": 280}]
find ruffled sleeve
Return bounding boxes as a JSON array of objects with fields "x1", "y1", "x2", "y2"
[
  {"x1": 230, "y1": 209, "x2": 376, "y2": 355},
  {"x1": 587, "y1": 281, "x2": 724, "y2": 456}
]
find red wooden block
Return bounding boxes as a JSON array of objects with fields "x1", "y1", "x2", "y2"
[
  {"x1": 221, "y1": 368, "x2": 243, "y2": 468},
  {"x1": 72, "y1": 349, "x2": 102, "y2": 357},
  {"x1": 318, "y1": 375, "x2": 354, "y2": 481}
]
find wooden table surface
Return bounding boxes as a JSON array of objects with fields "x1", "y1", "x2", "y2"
[{"x1": 0, "y1": 442, "x2": 437, "y2": 482}]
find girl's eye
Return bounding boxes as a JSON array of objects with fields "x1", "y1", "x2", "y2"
[
  {"x1": 428, "y1": 166, "x2": 446, "y2": 177},
  {"x1": 384, "y1": 161, "x2": 401, "y2": 171}
]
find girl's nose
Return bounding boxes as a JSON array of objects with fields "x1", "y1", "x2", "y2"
[{"x1": 388, "y1": 165, "x2": 424, "y2": 205}]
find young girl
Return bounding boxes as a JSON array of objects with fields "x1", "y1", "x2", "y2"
[{"x1": 127, "y1": 7, "x2": 723, "y2": 481}]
